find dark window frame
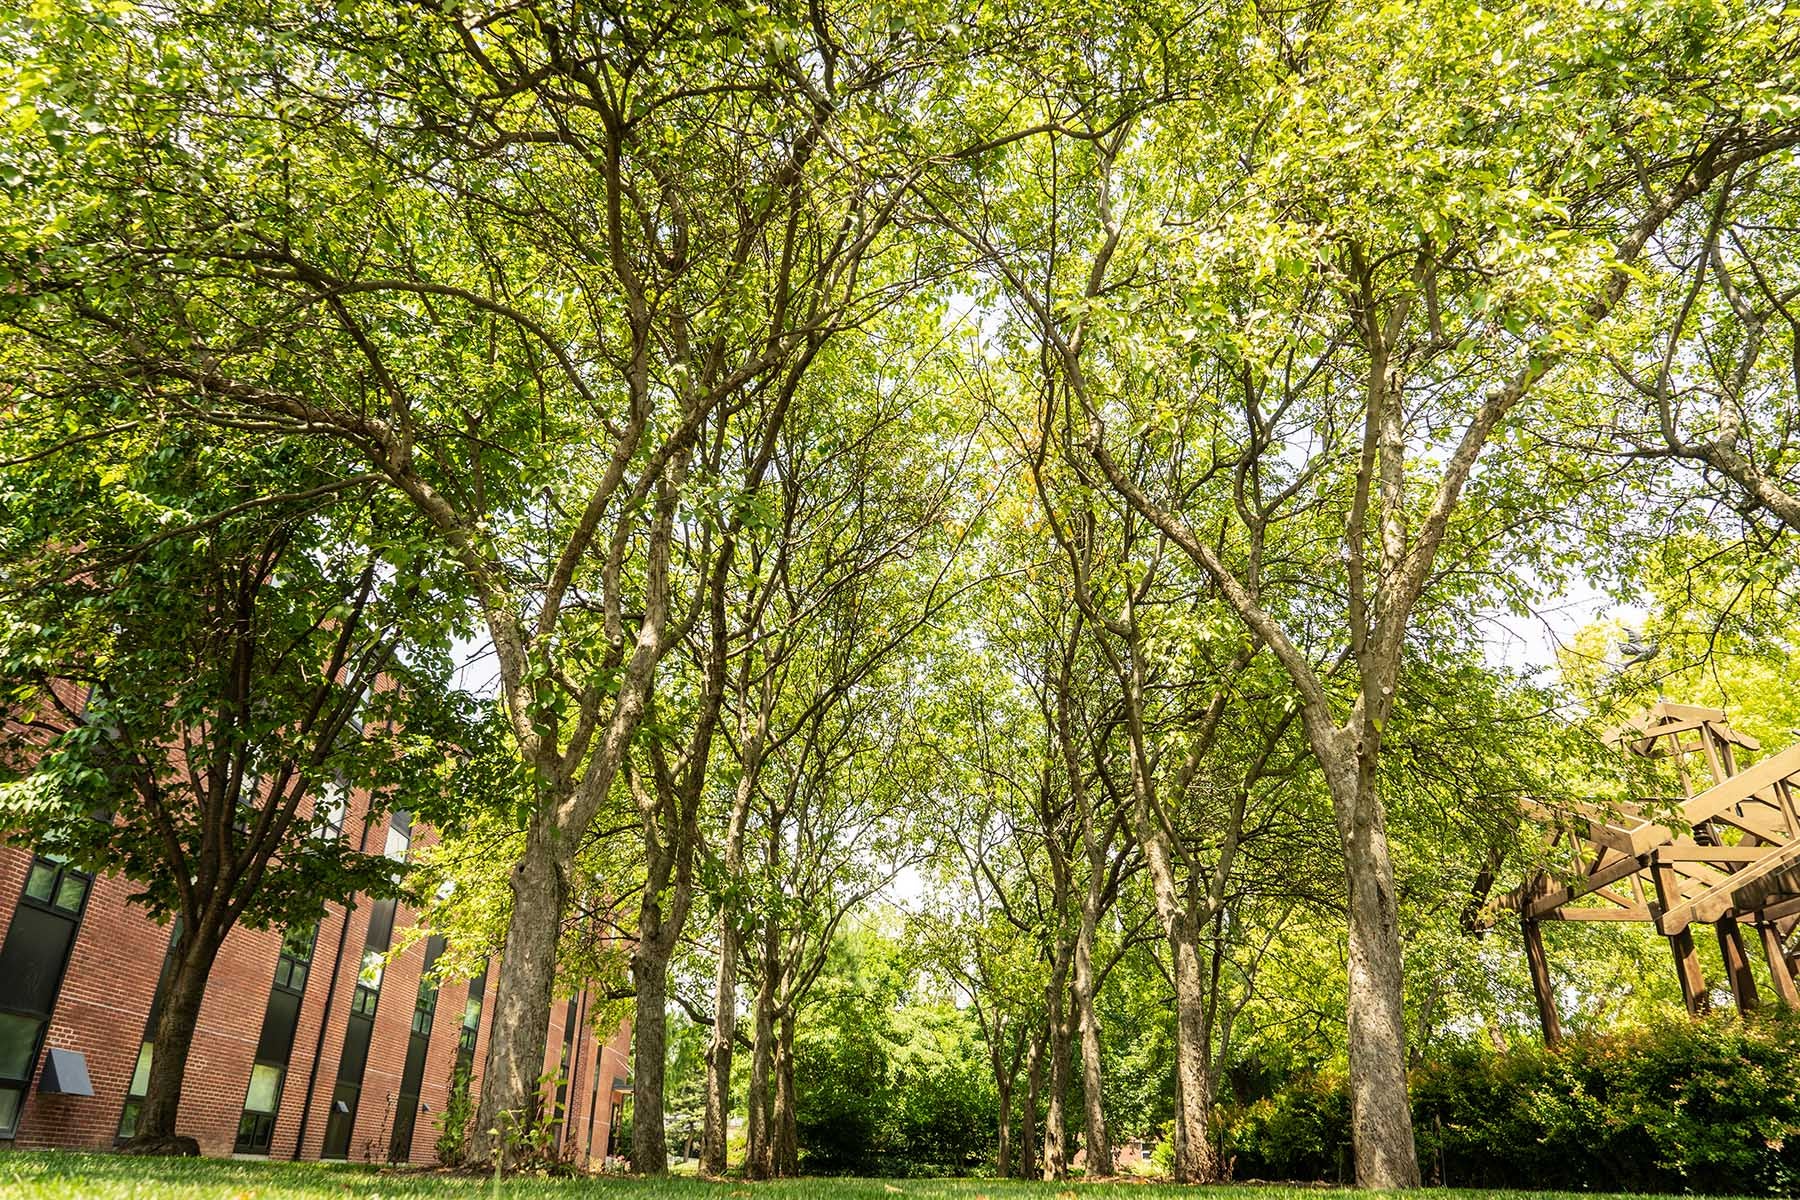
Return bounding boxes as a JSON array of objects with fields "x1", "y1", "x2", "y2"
[{"x1": 0, "y1": 854, "x2": 93, "y2": 1141}]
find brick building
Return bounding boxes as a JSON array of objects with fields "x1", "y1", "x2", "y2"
[{"x1": 0, "y1": 770, "x2": 632, "y2": 1166}]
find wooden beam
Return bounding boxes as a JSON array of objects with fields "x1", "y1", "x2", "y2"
[
  {"x1": 1715, "y1": 917, "x2": 1760, "y2": 1014},
  {"x1": 1524, "y1": 855, "x2": 1649, "y2": 918},
  {"x1": 1543, "y1": 906, "x2": 1655, "y2": 921},
  {"x1": 1653, "y1": 845, "x2": 1790, "y2": 863},
  {"x1": 1653, "y1": 860, "x2": 1710, "y2": 1013},
  {"x1": 1684, "y1": 743, "x2": 1800, "y2": 827},
  {"x1": 1759, "y1": 894, "x2": 1800, "y2": 923},
  {"x1": 1757, "y1": 920, "x2": 1800, "y2": 1009},
  {"x1": 1668, "y1": 927, "x2": 1710, "y2": 1016},
  {"x1": 1522, "y1": 918, "x2": 1562, "y2": 1045}
]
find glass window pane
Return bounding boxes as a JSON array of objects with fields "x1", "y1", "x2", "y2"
[
  {"x1": 0, "y1": 1013, "x2": 43, "y2": 1080},
  {"x1": 317, "y1": 785, "x2": 346, "y2": 835},
  {"x1": 244, "y1": 1062, "x2": 282, "y2": 1113},
  {"x1": 0, "y1": 1085, "x2": 20, "y2": 1136},
  {"x1": 383, "y1": 826, "x2": 409, "y2": 862},
  {"x1": 52, "y1": 873, "x2": 86, "y2": 913},
  {"x1": 128, "y1": 1042, "x2": 153, "y2": 1096},
  {"x1": 282, "y1": 925, "x2": 317, "y2": 963},
  {"x1": 118, "y1": 1099, "x2": 140, "y2": 1139},
  {"x1": 23, "y1": 863, "x2": 56, "y2": 903},
  {"x1": 358, "y1": 951, "x2": 383, "y2": 992}
]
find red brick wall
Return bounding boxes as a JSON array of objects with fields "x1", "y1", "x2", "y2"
[{"x1": 0, "y1": 775, "x2": 629, "y2": 1165}]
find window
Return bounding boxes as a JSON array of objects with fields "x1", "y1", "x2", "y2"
[
  {"x1": 323, "y1": 899, "x2": 395, "y2": 1159},
  {"x1": 117, "y1": 920, "x2": 181, "y2": 1142},
  {"x1": 351, "y1": 949, "x2": 384, "y2": 1016},
  {"x1": 273, "y1": 925, "x2": 316, "y2": 994},
  {"x1": 457, "y1": 965, "x2": 488, "y2": 1063},
  {"x1": 0, "y1": 1011, "x2": 43, "y2": 1139},
  {"x1": 116, "y1": 1041, "x2": 153, "y2": 1139},
  {"x1": 233, "y1": 1062, "x2": 284, "y2": 1154},
  {"x1": 411, "y1": 976, "x2": 439, "y2": 1036},
  {"x1": 387, "y1": 936, "x2": 446, "y2": 1163},
  {"x1": 0, "y1": 853, "x2": 92, "y2": 1139},
  {"x1": 0, "y1": 1012, "x2": 39, "y2": 1080},
  {"x1": 22, "y1": 856, "x2": 86, "y2": 916},
  {"x1": 316, "y1": 782, "x2": 346, "y2": 839}
]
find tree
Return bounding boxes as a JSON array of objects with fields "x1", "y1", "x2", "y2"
[
  {"x1": 0, "y1": 419, "x2": 459, "y2": 1153},
  {"x1": 941, "y1": 3, "x2": 1800, "y2": 1180},
  {"x1": 0, "y1": 0, "x2": 989, "y2": 1166}
]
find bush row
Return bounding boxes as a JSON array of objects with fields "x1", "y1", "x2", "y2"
[{"x1": 1222, "y1": 1013, "x2": 1800, "y2": 1194}]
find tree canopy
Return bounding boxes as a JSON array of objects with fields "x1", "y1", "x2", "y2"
[{"x1": 3, "y1": 0, "x2": 1800, "y2": 1186}]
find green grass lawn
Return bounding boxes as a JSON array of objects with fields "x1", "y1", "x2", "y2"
[{"x1": 0, "y1": 1152, "x2": 1752, "y2": 1200}]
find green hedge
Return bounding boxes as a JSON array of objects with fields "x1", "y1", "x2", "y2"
[{"x1": 1221, "y1": 1014, "x2": 1800, "y2": 1194}]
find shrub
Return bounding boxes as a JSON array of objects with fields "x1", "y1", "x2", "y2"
[
  {"x1": 1220, "y1": 1012, "x2": 1800, "y2": 1194},
  {"x1": 434, "y1": 1062, "x2": 474, "y2": 1167}
]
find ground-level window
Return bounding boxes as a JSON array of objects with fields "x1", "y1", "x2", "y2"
[
  {"x1": 234, "y1": 1061, "x2": 284, "y2": 1154},
  {"x1": 116, "y1": 1041, "x2": 153, "y2": 1139},
  {"x1": 0, "y1": 853, "x2": 93, "y2": 1139}
]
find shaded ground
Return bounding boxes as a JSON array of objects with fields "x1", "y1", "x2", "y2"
[{"x1": 0, "y1": 1152, "x2": 1758, "y2": 1199}]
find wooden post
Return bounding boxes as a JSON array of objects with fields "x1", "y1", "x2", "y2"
[
  {"x1": 1757, "y1": 920, "x2": 1800, "y2": 1009},
  {"x1": 1714, "y1": 917, "x2": 1760, "y2": 1013},
  {"x1": 1668, "y1": 927, "x2": 1710, "y2": 1015},
  {"x1": 1652, "y1": 862, "x2": 1709, "y2": 1016},
  {"x1": 1521, "y1": 918, "x2": 1562, "y2": 1045}
]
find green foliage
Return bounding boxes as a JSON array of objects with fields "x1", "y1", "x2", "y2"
[
  {"x1": 435, "y1": 1061, "x2": 475, "y2": 1168},
  {"x1": 794, "y1": 930, "x2": 998, "y2": 1177},
  {"x1": 1223, "y1": 1016, "x2": 1800, "y2": 1194}
]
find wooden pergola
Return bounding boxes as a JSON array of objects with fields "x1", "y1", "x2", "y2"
[{"x1": 1500, "y1": 701, "x2": 1800, "y2": 1042}]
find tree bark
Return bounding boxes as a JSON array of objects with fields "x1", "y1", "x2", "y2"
[
  {"x1": 773, "y1": 1010, "x2": 799, "y2": 1176},
  {"x1": 994, "y1": 1069, "x2": 1014, "y2": 1177},
  {"x1": 122, "y1": 927, "x2": 221, "y2": 1153},
  {"x1": 470, "y1": 828, "x2": 568, "y2": 1163},
  {"x1": 746, "y1": 930, "x2": 778, "y2": 1180},
  {"x1": 1168, "y1": 915, "x2": 1217, "y2": 1183},
  {"x1": 701, "y1": 912, "x2": 740, "y2": 1176},
  {"x1": 1071, "y1": 895, "x2": 1112, "y2": 1177},
  {"x1": 1021, "y1": 1023, "x2": 1044, "y2": 1179},
  {"x1": 631, "y1": 943, "x2": 671, "y2": 1174},
  {"x1": 1324, "y1": 746, "x2": 1420, "y2": 1189},
  {"x1": 703, "y1": 731, "x2": 762, "y2": 1175},
  {"x1": 1041, "y1": 975, "x2": 1069, "y2": 1180}
]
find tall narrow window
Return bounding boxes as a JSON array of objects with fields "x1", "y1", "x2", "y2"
[
  {"x1": 386, "y1": 935, "x2": 445, "y2": 1162},
  {"x1": 321, "y1": 891, "x2": 396, "y2": 1160},
  {"x1": 551, "y1": 997, "x2": 576, "y2": 1144},
  {"x1": 316, "y1": 781, "x2": 346, "y2": 841},
  {"x1": 234, "y1": 924, "x2": 316, "y2": 1155},
  {"x1": 117, "y1": 919, "x2": 181, "y2": 1140},
  {"x1": 0, "y1": 854, "x2": 92, "y2": 1139},
  {"x1": 456, "y1": 964, "x2": 487, "y2": 1067}
]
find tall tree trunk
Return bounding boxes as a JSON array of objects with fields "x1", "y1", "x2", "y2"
[
  {"x1": 702, "y1": 912, "x2": 740, "y2": 1176},
  {"x1": 631, "y1": 941, "x2": 671, "y2": 1174},
  {"x1": 122, "y1": 927, "x2": 221, "y2": 1153},
  {"x1": 470, "y1": 828, "x2": 568, "y2": 1163},
  {"x1": 746, "y1": 932, "x2": 778, "y2": 1180},
  {"x1": 1072, "y1": 908, "x2": 1112, "y2": 1176},
  {"x1": 1021, "y1": 1024, "x2": 1045, "y2": 1179},
  {"x1": 773, "y1": 1010, "x2": 799, "y2": 1176},
  {"x1": 1169, "y1": 915, "x2": 1217, "y2": 1183},
  {"x1": 1041, "y1": 977, "x2": 1069, "y2": 1180},
  {"x1": 995, "y1": 1069, "x2": 1014, "y2": 1177},
  {"x1": 1325, "y1": 748, "x2": 1420, "y2": 1189},
  {"x1": 703, "y1": 754, "x2": 758, "y2": 1175}
]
